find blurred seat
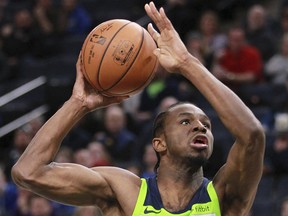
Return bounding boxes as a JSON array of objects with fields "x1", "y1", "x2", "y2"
[
  {"x1": 255, "y1": 176, "x2": 275, "y2": 202},
  {"x1": 238, "y1": 82, "x2": 288, "y2": 111},
  {"x1": 251, "y1": 199, "x2": 275, "y2": 216},
  {"x1": 238, "y1": 83, "x2": 274, "y2": 108},
  {"x1": 274, "y1": 175, "x2": 288, "y2": 202},
  {"x1": 20, "y1": 55, "x2": 77, "y2": 81},
  {"x1": 252, "y1": 175, "x2": 276, "y2": 216},
  {"x1": 81, "y1": 0, "x2": 135, "y2": 25},
  {"x1": 59, "y1": 35, "x2": 86, "y2": 56}
]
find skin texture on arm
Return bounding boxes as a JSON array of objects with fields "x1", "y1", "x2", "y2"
[
  {"x1": 11, "y1": 54, "x2": 140, "y2": 216},
  {"x1": 144, "y1": 2, "x2": 265, "y2": 215}
]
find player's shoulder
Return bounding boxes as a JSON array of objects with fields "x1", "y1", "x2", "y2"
[{"x1": 91, "y1": 166, "x2": 141, "y2": 186}]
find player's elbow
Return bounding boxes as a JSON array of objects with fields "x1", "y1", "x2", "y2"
[
  {"x1": 11, "y1": 163, "x2": 37, "y2": 189},
  {"x1": 246, "y1": 120, "x2": 266, "y2": 152}
]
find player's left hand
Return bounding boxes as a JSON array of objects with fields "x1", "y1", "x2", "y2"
[{"x1": 145, "y1": 2, "x2": 190, "y2": 73}]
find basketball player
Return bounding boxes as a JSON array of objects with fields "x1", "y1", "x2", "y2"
[{"x1": 11, "y1": 2, "x2": 265, "y2": 215}]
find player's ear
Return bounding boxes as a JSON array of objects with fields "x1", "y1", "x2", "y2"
[{"x1": 152, "y1": 137, "x2": 166, "y2": 153}]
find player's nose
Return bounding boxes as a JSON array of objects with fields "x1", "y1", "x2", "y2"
[{"x1": 192, "y1": 121, "x2": 207, "y2": 133}]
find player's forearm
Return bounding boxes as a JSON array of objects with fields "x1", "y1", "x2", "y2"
[
  {"x1": 180, "y1": 55, "x2": 264, "y2": 141},
  {"x1": 12, "y1": 97, "x2": 87, "y2": 185}
]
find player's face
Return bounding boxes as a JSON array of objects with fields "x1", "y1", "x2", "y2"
[{"x1": 163, "y1": 104, "x2": 214, "y2": 168}]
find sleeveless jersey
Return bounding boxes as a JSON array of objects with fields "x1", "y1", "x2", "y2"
[{"x1": 132, "y1": 177, "x2": 221, "y2": 216}]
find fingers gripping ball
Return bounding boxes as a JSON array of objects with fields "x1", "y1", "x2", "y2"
[{"x1": 81, "y1": 19, "x2": 158, "y2": 97}]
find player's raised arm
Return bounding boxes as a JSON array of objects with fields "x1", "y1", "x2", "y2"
[
  {"x1": 145, "y1": 2, "x2": 265, "y2": 215},
  {"x1": 10, "y1": 53, "x2": 137, "y2": 214}
]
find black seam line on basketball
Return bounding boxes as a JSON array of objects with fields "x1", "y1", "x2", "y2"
[
  {"x1": 105, "y1": 40, "x2": 157, "y2": 95},
  {"x1": 97, "y1": 21, "x2": 132, "y2": 90},
  {"x1": 108, "y1": 54, "x2": 157, "y2": 96},
  {"x1": 103, "y1": 23, "x2": 144, "y2": 91}
]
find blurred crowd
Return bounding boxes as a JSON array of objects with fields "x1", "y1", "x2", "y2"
[{"x1": 0, "y1": 0, "x2": 288, "y2": 215}]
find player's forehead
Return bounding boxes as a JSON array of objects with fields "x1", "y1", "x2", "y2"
[{"x1": 168, "y1": 103, "x2": 207, "y2": 118}]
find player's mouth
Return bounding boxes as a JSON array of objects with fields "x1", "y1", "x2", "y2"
[{"x1": 190, "y1": 135, "x2": 209, "y2": 150}]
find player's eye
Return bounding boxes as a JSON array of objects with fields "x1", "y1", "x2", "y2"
[
  {"x1": 203, "y1": 122, "x2": 211, "y2": 129},
  {"x1": 180, "y1": 119, "x2": 190, "y2": 125}
]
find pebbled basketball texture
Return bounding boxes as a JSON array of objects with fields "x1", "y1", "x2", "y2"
[{"x1": 81, "y1": 19, "x2": 158, "y2": 97}]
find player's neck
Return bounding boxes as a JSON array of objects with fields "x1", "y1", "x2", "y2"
[
  {"x1": 156, "y1": 168, "x2": 204, "y2": 212},
  {"x1": 156, "y1": 164, "x2": 204, "y2": 187}
]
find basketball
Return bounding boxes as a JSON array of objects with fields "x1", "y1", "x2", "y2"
[{"x1": 81, "y1": 19, "x2": 158, "y2": 97}]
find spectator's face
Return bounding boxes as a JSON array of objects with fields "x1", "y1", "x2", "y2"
[
  {"x1": 228, "y1": 29, "x2": 245, "y2": 52},
  {"x1": 143, "y1": 145, "x2": 158, "y2": 167},
  {"x1": 200, "y1": 12, "x2": 218, "y2": 35},
  {"x1": 15, "y1": 9, "x2": 33, "y2": 29},
  {"x1": 37, "y1": 0, "x2": 53, "y2": 8},
  {"x1": 247, "y1": 5, "x2": 265, "y2": 30},
  {"x1": 30, "y1": 197, "x2": 52, "y2": 216},
  {"x1": 73, "y1": 149, "x2": 93, "y2": 167},
  {"x1": 13, "y1": 129, "x2": 32, "y2": 152},
  {"x1": 104, "y1": 106, "x2": 125, "y2": 134},
  {"x1": 62, "y1": 0, "x2": 77, "y2": 11}
]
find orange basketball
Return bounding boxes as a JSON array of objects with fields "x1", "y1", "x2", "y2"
[{"x1": 81, "y1": 19, "x2": 158, "y2": 97}]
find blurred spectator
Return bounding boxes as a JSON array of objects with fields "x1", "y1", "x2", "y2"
[
  {"x1": 0, "y1": 166, "x2": 6, "y2": 215},
  {"x1": 211, "y1": 26, "x2": 263, "y2": 93},
  {"x1": 0, "y1": 8, "x2": 35, "y2": 79},
  {"x1": 73, "y1": 148, "x2": 93, "y2": 167},
  {"x1": 57, "y1": 0, "x2": 92, "y2": 36},
  {"x1": 73, "y1": 206, "x2": 103, "y2": 216},
  {"x1": 0, "y1": 50, "x2": 9, "y2": 83},
  {"x1": 28, "y1": 194, "x2": 54, "y2": 216},
  {"x1": 185, "y1": 31, "x2": 205, "y2": 65},
  {"x1": 0, "y1": 0, "x2": 9, "y2": 27},
  {"x1": 4, "y1": 125, "x2": 33, "y2": 181},
  {"x1": 242, "y1": 4, "x2": 276, "y2": 62},
  {"x1": 32, "y1": 0, "x2": 60, "y2": 57},
  {"x1": 29, "y1": 116, "x2": 45, "y2": 135},
  {"x1": 197, "y1": 10, "x2": 227, "y2": 69},
  {"x1": 265, "y1": 33, "x2": 288, "y2": 84},
  {"x1": 87, "y1": 141, "x2": 112, "y2": 167},
  {"x1": 281, "y1": 196, "x2": 288, "y2": 216},
  {"x1": 94, "y1": 105, "x2": 138, "y2": 165},
  {"x1": 16, "y1": 188, "x2": 32, "y2": 216},
  {"x1": 123, "y1": 161, "x2": 141, "y2": 176},
  {"x1": 33, "y1": 0, "x2": 57, "y2": 35},
  {"x1": 266, "y1": 113, "x2": 288, "y2": 176},
  {"x1": 62, "y1": 120, "x2": 93, "y2": 151},
  {"x1": 55, "y1": 146, "x2": 74, "y2": 163},
  {"x1": 141, "y1": 144, "x2": 157, "y2": 178},
  {"x1": 277, "y1": 7, "x2": 288, "y2": 38}
]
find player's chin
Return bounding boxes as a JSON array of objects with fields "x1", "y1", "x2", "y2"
[{"x1": 187, "y1": 155, "x2": 209, "y2": 168}]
